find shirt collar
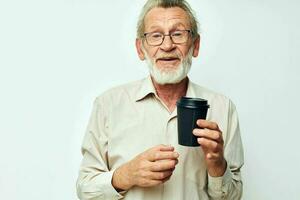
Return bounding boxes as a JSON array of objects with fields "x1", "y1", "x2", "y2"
[
  {"x1": 135, "y1": 75, "x2": 156, "y2": 102},
  {"x1": 185, "y1": 77, "x2": 196, "y2": 98},
  {"x1": 135, "y1": 75, "x2": 197, "y2": 102}
]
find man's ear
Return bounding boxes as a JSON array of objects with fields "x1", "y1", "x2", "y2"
[
  {"x1": 136, "y1": 38, "x2": 145, "y2": 60},
  {"x1": 192, "y1": 35, "x2": 200, "y2": 57}
]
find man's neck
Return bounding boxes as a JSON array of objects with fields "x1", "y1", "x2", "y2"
[{"x1": 151, "y1": 76, "x2": 188, "y2": 113}]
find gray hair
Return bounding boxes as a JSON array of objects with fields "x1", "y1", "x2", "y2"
[{"x1": 137, "y1": 0, "x2": 199, "y2": 41}]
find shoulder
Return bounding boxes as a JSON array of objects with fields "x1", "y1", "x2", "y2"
[
  {"x1": 190, "y1": 81, "x2": 233, "y2": 105},
  {"x1": 189, "y1": 80, "x2": 239, "y2": 117},
  {"x1": 94, "y1": 78, "x2": 144, "y2": 105},
  {"x1": 189, "y1": 81, "x2": 239, "y2": 134}
]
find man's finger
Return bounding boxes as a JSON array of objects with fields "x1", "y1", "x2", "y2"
[
  {"x1": 149, "y1": 151, "x2": 179, "y2": 162},
  {"x1": 157, "y1": 144, "x2": 175, "y2": 151},
  {"x1": 196, "y1": 119, "x2": 221, "y2": 131},
  {"x1": 197, "y1": 137, "x2": 222, "y2": 153},
  {"x1": 205, "y1": 152, "x2": 222, "y2": 161},
  {"x1": 150, "y1": 170, "x2": 173, "y2": 180},
  {"x1": 150, "y1": 159, "x2": 178, "y2": 172},
  {"x1": 193, "y1": 128, "x2": 223, "y2": 143}
]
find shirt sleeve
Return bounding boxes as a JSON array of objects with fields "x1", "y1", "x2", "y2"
[
  {"x1": 207, "y1": 99, "x2": 244, "y2": 200},
  {"x1": 76, "y1": 97, "x2": 125, "y2": 200}
]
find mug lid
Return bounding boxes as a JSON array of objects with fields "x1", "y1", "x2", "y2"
[{"x1": 176, "y1": 96, "x2": 209, "y2": 108}]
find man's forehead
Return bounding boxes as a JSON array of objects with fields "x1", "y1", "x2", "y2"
[{"x1": 144, "y1": 7, "x2": 190, "y2": 30}]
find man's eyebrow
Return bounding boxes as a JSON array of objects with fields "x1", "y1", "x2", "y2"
[
  {"x1": 170, "y1": 22, "x2": 187, "y2": 29},
  {"x1": 147, "y1": 25, "x2": 162, "y2": 31}
]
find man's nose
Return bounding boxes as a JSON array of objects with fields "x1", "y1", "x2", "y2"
[{"x1": 160, "y1": 35, "x2": 175, "y2": 51}]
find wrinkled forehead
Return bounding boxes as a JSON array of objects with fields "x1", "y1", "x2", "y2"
[{"x1": 144, "y1": 7, "x2": 191, "y2": 32}]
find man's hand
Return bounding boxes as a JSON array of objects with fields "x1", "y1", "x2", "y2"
[
  {"x1": 193, "y1": 119, "x2": 227, "y2": 177},
  {"x1": 112, "y1": 144, "x2": 179, "y2": 191}
]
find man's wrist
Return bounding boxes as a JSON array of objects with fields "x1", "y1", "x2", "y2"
[
  {"x1": 112, "y1": 164, "x2": 132, "y2": 191},
  {"x1": 207, "y1": 159, "x2": 227, "y2": 177}
]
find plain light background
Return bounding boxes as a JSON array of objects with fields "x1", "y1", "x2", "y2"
[{"x1": 0, "y1": 0, "x2": 299, "y2": 199}]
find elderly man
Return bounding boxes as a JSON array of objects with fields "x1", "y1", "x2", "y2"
[{"x1": 76, "y1": 0, "x2": 244, "y2": 199}]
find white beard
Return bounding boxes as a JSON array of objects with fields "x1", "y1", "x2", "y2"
[{"x1": 143, "y1": 47, "x2": 194, "y2": 85}]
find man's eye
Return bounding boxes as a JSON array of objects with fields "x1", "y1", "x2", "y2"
[
  {"x1": 151, "y1": 33, "x2": 163, "y2": 38},
  {"x1": 172, "y1": 32, "x2": 183, "y2": 37}
]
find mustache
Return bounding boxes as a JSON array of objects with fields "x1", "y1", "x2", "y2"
[{"x1": 155, "y1": 53, "x2": 181, "y2": 60}]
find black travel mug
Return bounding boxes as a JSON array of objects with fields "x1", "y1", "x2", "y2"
[{"x1": 176, "y1": 97, "x2": 210, "y2": 147}]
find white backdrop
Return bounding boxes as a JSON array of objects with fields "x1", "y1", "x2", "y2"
[{"x1": 0, "y1": 0, "x2": 299, "y2": 199}]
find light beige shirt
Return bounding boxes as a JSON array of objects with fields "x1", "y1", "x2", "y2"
[{"x1": 77, "y1": 76, "x2": 244, "y2": 200}]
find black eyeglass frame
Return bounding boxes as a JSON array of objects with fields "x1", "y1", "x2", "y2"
[{"x1": 143, "y1": 30, "x2": 192, "y2": 46}]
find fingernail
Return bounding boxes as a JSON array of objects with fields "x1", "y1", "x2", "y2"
[
  {"x1": 173, "y1": 152, "x2": 179, "y2": 157},
  {"x1": 192, "y1": 130, "x2": 196, "y2": 135}
]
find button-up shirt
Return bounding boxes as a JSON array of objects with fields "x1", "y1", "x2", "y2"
[{"x1": 76, "y1": 76, "x2": 244, "y2": 200}]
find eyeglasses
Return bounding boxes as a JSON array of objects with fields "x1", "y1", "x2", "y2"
[{"x1": 143, "y1": 30, "x2": 191, "y2": 46}]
